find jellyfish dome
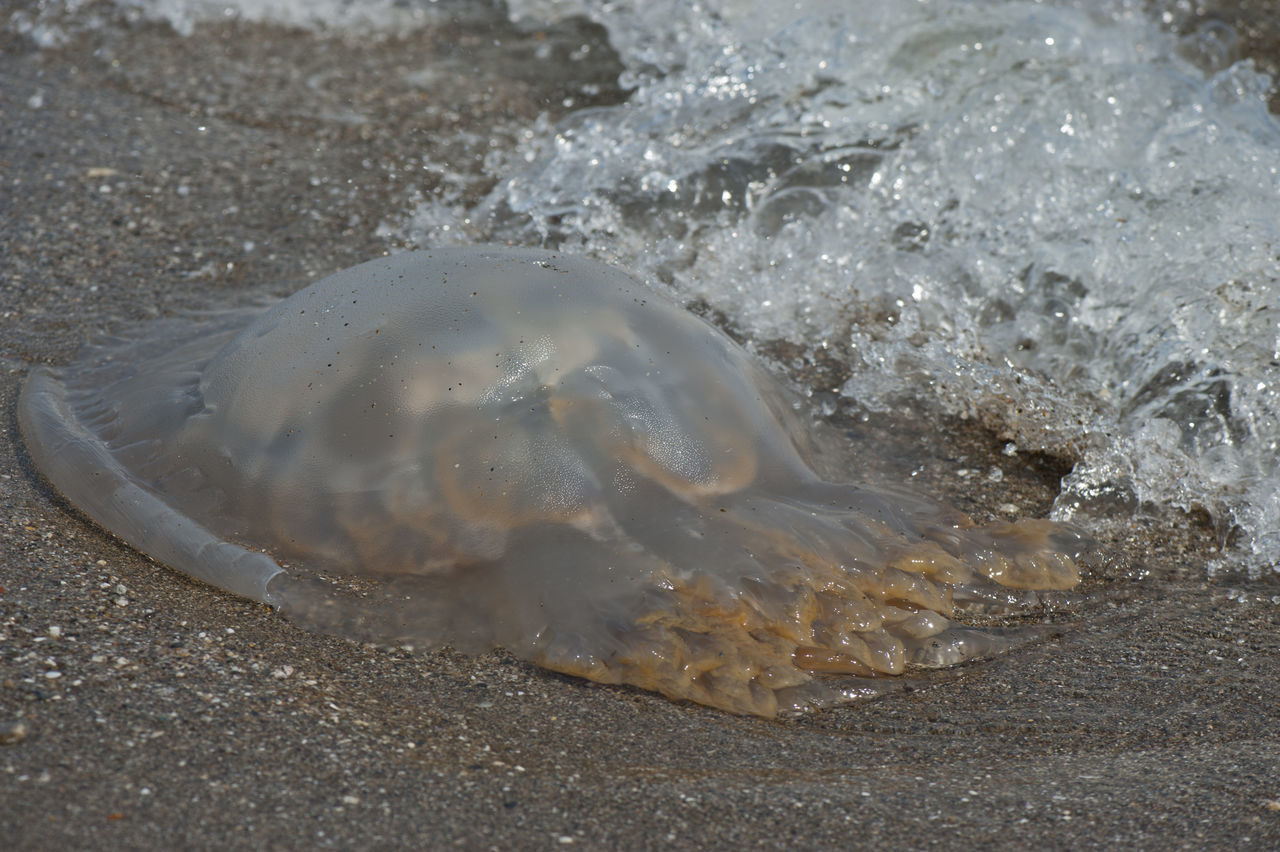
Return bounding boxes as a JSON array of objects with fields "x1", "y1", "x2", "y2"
[{"x1": 19, "y1": 247, "x2": 1085, "y2": 715}]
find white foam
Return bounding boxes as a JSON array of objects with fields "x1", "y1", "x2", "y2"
[
  {"x1": 8, "y1": 0, "x2": 466, "y2": 41},
  {"x1": 116, "y1": 0, "x2": 455, "y2": 35}
]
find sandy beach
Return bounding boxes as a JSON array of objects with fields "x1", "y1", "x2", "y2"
[{"x1": 2, "y1": 3, "x2": 1279, "y2": 848}]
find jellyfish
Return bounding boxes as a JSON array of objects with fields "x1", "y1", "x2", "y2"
[{"x1": 19, "y1": 246, "x2": 1085, "y2": 716}]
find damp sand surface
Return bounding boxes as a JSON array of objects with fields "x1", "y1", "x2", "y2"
[{"x1": 1, "y1": 5, "x2": 1279, "y2": 847}]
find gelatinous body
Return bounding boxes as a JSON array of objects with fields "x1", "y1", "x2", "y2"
[{"x1": 20, "y1": 247, "x2": 1084, "y2": 715}]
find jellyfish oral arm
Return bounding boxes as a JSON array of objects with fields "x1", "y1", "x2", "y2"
[{"x1": 19, "y1": 367, "x2": 285, "y2": 603}]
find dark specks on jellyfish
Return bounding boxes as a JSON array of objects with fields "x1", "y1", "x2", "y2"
[{"x1": 19, "y1": 246, "x2": 1089, "y2": 716}]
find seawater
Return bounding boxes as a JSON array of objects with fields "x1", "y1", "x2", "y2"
[{"x1": 14, "y1": 0, "x2": 1280, "y2": 577}]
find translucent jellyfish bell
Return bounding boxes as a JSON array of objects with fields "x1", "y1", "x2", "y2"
[{"x1": 20, "y1": 247, "x2": 1087, "y2": 715}]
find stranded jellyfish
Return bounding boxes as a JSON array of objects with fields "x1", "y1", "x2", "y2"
[{"x1": 20, "y1": 247, "x2": 1085, "y2": 716}]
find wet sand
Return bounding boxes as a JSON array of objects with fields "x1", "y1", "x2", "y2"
[{"x1": 2, "y1": 4, "x2": 1279, "y2": 848}]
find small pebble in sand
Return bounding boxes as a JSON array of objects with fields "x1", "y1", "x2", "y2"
[{"x1": 0, "y1": 721, "x2": 30, "y2": 745}]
